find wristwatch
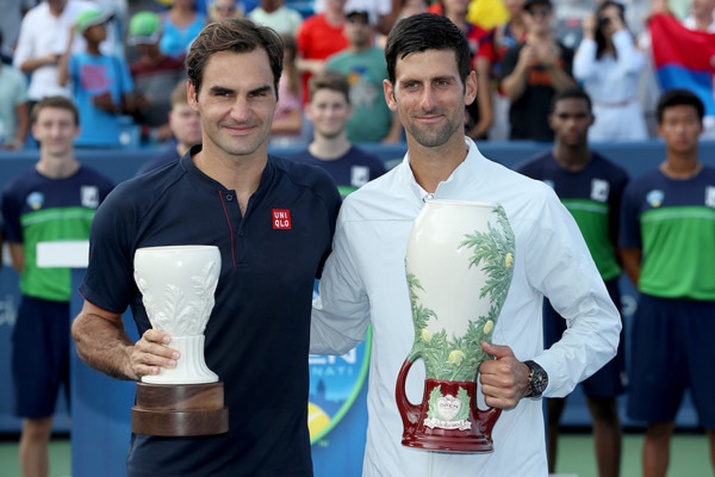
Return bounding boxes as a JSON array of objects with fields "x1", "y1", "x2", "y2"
[{"x1": 524, "y1": 360, "x2": 548, "y2": 398}]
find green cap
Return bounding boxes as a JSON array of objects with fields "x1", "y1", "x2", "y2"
[
  {"x1": 128, "y1": 12, "x2": 162, "y2": 45},
  {"x1": 75, "y1": 8, "x2": 114, "y2": 34}
]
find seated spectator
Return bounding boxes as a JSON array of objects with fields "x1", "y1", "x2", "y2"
[
  {"x1": 326, "y1": 9, "x2": 401, "y2": 144},
  {"x1": 58, "y1": 7, "x2": 135, "y2": 148},
  {"x1": 159, "y1": 0, "x2": 207, "y2": 59},
  {"x1": 290, "y1": 70, "x2": 386, "y2": 197},
  {"x1": 127, "y1": 11, "x2": 187, "y2": 145},
  {"x1": 137, "y1": 80, "x2": 201, "y2": 174},
  {"x1": 296, "y1": 0, "x2": 349, "y2": 104},
  {"x1": 248, "y1": 0, "x2": 303, "y2": 36},
  {"x1": 574, "y1": 1, "x2": 648, "y2": 141},
  {"x1": 208, "y1": 0, "x2": 244, "y2": 21},
  {"x1": 0, "y1": 29, "x2": 29, "y2": 149},
  {"x1": 270, "y1": 35, "x2": 305, "y2": 148}
]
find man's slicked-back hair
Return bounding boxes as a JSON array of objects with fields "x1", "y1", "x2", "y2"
[
  {"x1": 384, "y1": 13, "x2": 472, "y2": 86},
  {"x1": 185, "y1": 18, "x2": 284, "y2": 100}
]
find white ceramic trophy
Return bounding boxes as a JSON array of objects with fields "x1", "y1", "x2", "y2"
[
  {"x1": 396, "y1": 200, "x2": 515, "y2": 452},
  {"x1": 131, "y1": 245, "x2": 228, "y2": 436}
]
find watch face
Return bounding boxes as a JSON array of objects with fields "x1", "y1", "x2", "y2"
[
  {"x1": 526, "y1": 360, "x2": 548, "y2": 397},
  {"x1": 532, "y1": 369, "x2": 548, "y2": 394}
]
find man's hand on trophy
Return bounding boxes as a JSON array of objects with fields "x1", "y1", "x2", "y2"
[
  {"x1": 477, "y1": 342, "x2": 531, "y2": 409},
  {"x1": 130, "y1": 330, "x2": 181, "y2": 380}
]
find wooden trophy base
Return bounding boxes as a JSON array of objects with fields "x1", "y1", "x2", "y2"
[{"x1": 132, "y1": 381, "x2": 229, "y2": 436}]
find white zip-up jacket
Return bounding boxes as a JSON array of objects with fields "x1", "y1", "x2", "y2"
[{"x1": 311, "y1": 137, "x2": 621, "y2": 477}]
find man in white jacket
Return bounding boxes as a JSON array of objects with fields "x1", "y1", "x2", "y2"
[{"x1": 311, "y1": 13, "x2": 621, "y2": 477}]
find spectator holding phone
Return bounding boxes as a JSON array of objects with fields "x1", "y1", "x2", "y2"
[{"x1": 574, "y1": 0, "x2": 647, "y2": 142}]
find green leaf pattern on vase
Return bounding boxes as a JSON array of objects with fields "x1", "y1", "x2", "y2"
[{"x1": 406, "y1": 204, "x2": 515, "y2": 383}]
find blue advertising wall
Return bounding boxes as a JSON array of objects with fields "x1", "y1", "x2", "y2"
[{"x1": 1, "y1": 140, "x2": 714, "y2": 476}]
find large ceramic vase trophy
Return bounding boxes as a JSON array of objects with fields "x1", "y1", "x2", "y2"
[
  {"x1": 396, "y1": 200, "x2": 515, "y2": 453},
  {"x1": 131, "y1": 245, "x2": 228, "y2": 436}
]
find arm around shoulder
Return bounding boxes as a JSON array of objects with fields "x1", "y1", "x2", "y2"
[{"x1": 310, "y1": 218, "x2": 371, "y2": 355}]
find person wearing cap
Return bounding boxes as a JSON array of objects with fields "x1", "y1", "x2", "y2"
[
  {"x1": 13, "y1": 0, "x2": 118, "y2": 106},
  {"x1": 325, "y1": 9, "x2": 402, "y2": 143},
  {"x1": 312, "y1": 0, "x2": 395, "y2": 35},
  {"x1": 500, "y1": 0, "x2": 577, "y2": 141},
  {"x1": 58, "y1": 6, "x2": 135, "y2": 147},
  {"x1": 128, "y1": 11, "x2": 186, "y2": 145}
]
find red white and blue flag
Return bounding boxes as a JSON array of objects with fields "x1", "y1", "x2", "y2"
[{"x1": 650, "y1": 12, "x2": 715, "y2": 115}]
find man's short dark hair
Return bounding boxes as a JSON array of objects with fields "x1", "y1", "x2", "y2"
[
  {"x1": 656, "y1": 89, "x2": 705, "y2": 124},
  {"x1": 550, "y1": 87, "x2": 593, "y2": 114},
  {"x1": 309, "y1": 70, "x2": 351, "y2": 105},
  {"x1": 185, "y1": 18, "x2": 283, "y2": 100},
  {"x1": 31, "y1": 96, "x2": 80, "y2": 126},
  {"x1": 384, "y1": 13, "x2": 472, "y2": 87}
]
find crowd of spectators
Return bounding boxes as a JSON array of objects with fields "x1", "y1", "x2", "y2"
[{"x1": 0, "y1": 0, "x2": 713, "y2": 150}]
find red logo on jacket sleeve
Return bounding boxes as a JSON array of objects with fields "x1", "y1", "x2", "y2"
[{"x1": 272, "y1": 209, "x2": 292, "y2": 229}]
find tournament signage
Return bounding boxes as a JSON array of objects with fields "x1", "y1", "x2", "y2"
[{"x1": 308, "y1": 331, "x2": 371, "y2": 444}]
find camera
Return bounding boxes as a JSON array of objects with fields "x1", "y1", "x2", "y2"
[{"x1": 598, "y1": 16, "x2": 612, "y2": 28}]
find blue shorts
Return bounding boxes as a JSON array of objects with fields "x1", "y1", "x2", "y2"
[
  {"x1": 544, "y1": 278, "x2": 627, "y2": 398},
  {"x1": 12, "y1": 296, "x2": 71, "y2": 419},
  {"x1": 626, "y1": 294, "x2": 715, "y2": 429}
]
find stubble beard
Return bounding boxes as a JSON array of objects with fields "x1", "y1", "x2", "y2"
[{"x1": 408, "y1": 119, "x2": 460, "y2": 148}]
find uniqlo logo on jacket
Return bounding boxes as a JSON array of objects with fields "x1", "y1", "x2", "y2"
[{"x1": 272, "y1": 209, "x2": 292, "y2": 229}]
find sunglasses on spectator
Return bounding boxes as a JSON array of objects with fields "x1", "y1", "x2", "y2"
[
  {"x1": 347, "y1": 16, "x2": 370, "y2": 25},
  {"x1": 216, "y1": 5, "x2": 237, "y2": 12},
  {"x1": 526, "y1": 6, "x2": 552, "y2": 17}
]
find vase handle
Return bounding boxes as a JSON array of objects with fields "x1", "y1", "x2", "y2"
[
  {"x1": 395, "y1": 356, "x2": 420, "y2": 431},
  {"x1": 475, "y1": 405, "x2": 501, "y2": 441}
]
